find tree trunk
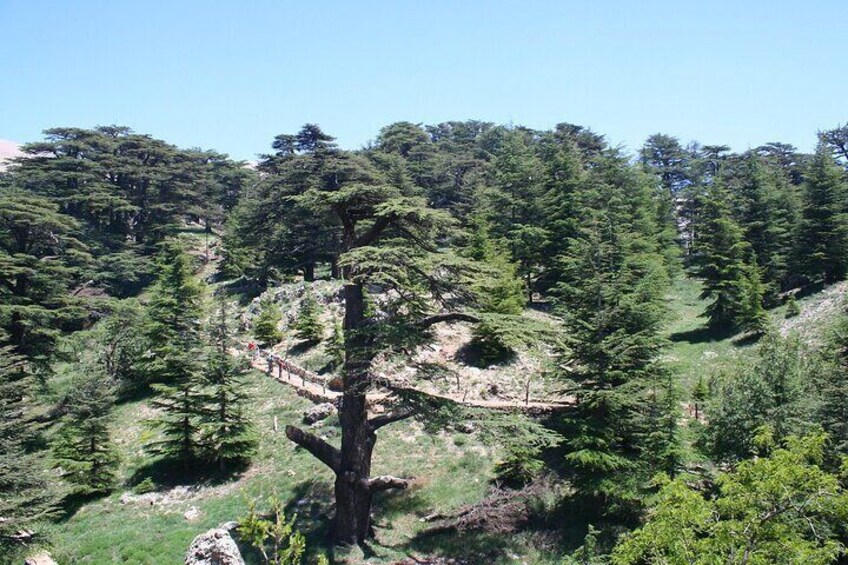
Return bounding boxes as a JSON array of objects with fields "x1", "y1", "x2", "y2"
[
  {"x1": 330, "y1": 256, "x2": 341, "y2": 279},
  {"x1": 334, "y1": 281, "x2": 376, "y2": 545},
  {"x1": 304, "y1": 262, "x2": 315, "y2": 282}
]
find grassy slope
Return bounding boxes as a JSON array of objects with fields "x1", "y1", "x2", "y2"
[
  {"x1": 665, "y1": 277, "x2": 846, "y2": 395},
  {"x1": 43, "y1": 274, "x2": 845, "y2": 563},
  {"x1": 44, "y1": 368, "x2": 520, "y2": 563}
]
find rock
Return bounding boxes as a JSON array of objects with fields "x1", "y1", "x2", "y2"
[
  {"x1": 185, "y1": 528, "x2": 245, "y2": 565},
  {"x1": 184, "y1": 506, "x2": 202, "y2": 521},
  {"x1": 456, "y1": 421, "x2": 476, "y2": 434},
  {"x1": 24, "y1": 552, "x2": 57, "y2": 565},
  {"x1": 218, "y1": 521, "x2": 239, "y2": 532},
  {"x1": 303, "y1": 402, "x2": 336, "y2": 424}
]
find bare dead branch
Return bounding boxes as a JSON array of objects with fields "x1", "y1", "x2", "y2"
[
  {"x1": 366, "y1": 475, "x2": 410, "y2": 491},
  {"x1": 285, "y1": 425, "x2": 341, "y2": 473}
]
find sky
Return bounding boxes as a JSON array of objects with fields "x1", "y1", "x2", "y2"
[{"x1": 1, "y1": 0, "x2": 846, "y2": 161}]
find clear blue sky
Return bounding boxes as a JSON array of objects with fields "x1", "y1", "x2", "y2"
[{"x1": 1, "y1": 0, "x2": 845, "y2": 160}]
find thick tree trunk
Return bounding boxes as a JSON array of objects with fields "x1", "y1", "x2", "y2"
[
  {"x1": 304, "y1": 262, "x2": 315, "y2": 282},
  {"x1": 334, "y1": 281, "x2": 376, "y2": 545}
]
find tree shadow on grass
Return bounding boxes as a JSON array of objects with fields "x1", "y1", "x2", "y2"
[
  {"x1": 454, "y1": 341, "x2": 516, "y2": 369},
  {"x1": 127, "y1": 456, "x2": 251, "y2": 490},
  {"x1": 55, "y1": 490, "x2": 110, "y2": 523},
  {"x1": 669, "y1": 324, "x2": 736, "y2": 345}
]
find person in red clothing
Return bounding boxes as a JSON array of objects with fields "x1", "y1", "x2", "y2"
[{"x1": 248, "y1": 341, "x2": 256, "y2": 359}]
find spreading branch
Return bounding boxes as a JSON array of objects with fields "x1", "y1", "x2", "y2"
[
  {"x1": 285, "y1": 425, "x2": 341, "y2": 473},
  {"x1": 353, "y1": 215, "x2": 393, "y2": 248}
]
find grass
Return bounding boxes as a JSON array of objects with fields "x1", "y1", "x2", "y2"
[
  {"x1": 42, "y1": 366, "x2": 565, "y2": 563},
  {"x1": 41, "y1": 274, "x2": 847, "y2": 563},
  {"x1": 663, "y1": 277, "x2": 757, "y2": 394},
  {"x1": 664, "y1": 276, "x2": 847, "y2": 397}
]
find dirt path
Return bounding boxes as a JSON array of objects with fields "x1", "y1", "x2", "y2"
[{"x1": 245, "y1": 349, "x2": 572, "y2": 414}]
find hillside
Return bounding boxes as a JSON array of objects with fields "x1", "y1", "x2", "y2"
[{"x1": 36, "y1": 261, "x2": 847, "y2": 563}]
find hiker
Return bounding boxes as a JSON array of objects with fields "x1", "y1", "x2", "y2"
[
  {"x1": 248, "y1": 341, "x2": 256, "y2": 359},
  {"x1": 267, "y1": 354, "x2": 274, "y2": 374}
]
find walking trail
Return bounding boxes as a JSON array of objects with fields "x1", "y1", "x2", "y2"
[{"x1": 244, "y1": 348, "x2": 573, "y2": 414}]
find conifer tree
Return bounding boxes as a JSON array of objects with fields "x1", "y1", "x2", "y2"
[
  {"x1": 0, "y1": 190, "x2": 87, "y2": 365},
  {"x1": 52, "y1": 372, "x2": 119, "y2": 494},
  {"x1": 692, "y1": 183, "x2": 767, "y2": 333},
  {"x1": 556, "y1": 151, "x2": 675, "y2": 514},
  {"x1": 326, "y1": 320, "x2": 344, "y2": 370},
  {"x1": 815, "y1": 314, "x2": 848, "y2": 457},
  {"x1": 728, "y1": 154, "x2": 798, "y2": 302},
  {"x1": 292, "y1": 292, "x2": 323, "y2": 343},
  {"x1": 465, "y1": 217, "x2": 528, "y2": 363},
  {"x1": 484, "y1": 129, "x2": 548, "y2": 300},
  {"x1": 144, "y1": 242, "x2": 206, "y2": 466},
  {"x1": 0, "y1": 332, "x2": 57, "y2": 548},
  {"x1": 200, "y1": 299, "x2": 258, "y2": 470},
  {"x1": 253, "y1": 295, "x2": 282, "y2": 346},
  {"x1": 794, "y1": 143, "x2": 848, "y2": 284}
]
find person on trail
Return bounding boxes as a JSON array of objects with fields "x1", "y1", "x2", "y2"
[
  {"x1": 267, "y1": 354, "x2": 274, "y2": 374},
  {"x1": 248, "y1": 341, "x2": 256, "y2": 359}
]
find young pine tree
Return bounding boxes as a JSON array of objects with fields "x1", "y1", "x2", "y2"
[
  {"x1": 292, "y1": 292, "x2": 323, "y2": 343},
  {"x1": 794, "y1": 142, "x2": 848, "y2": 284},
  {"x1": 692, "y1": 183, "x2": 767, "y2": 333},
  {"x1": 145, "y1": 242, "x2": 207, "y2": 466},
  {"x1": 556, "y1": 151, "x2": 677, "y2": 515},
  {"x1": 52, "y1": 373, "x2": 119, "y2": 494},
  {"x1": 200, "y1": 299, "x2": 258, "y2": 470},
  {"x1": 253, "y1": 295, "x2": 282, "y2": 346},
  {"x1": 816, "y1": 315, "x2": 848, "y2": 457},
  {"x1": 0, "y1": 332, "x2": 57, "y2": 548},
  {"x1": 326, "y1": 320, "x2": 345, "y2": 370}
]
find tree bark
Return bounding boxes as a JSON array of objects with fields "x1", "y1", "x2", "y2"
[{"x1": 333, "y1": 280, "x2": 377, "y2": 545}]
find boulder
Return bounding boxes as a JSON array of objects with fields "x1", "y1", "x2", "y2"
[
  {"x1": 455, "y1": 421, "x2": 476, "y2": 434},
  {"x1": 303, "y1": 402, "x2": 336, "y2": 424},
  {"x1": 185, "y1": 528, "x2": 244, "y2": 565},
  {"x1": 24, "y1": 552, "x2": 57, "y2": 565}
]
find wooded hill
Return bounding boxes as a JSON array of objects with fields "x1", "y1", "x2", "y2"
[{"x1": 3, "y1": 121, "x2": 848, "y2": 564}]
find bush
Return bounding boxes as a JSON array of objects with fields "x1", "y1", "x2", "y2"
[
  {"x1": 785, "y1": 295, "x2": 801, "y2": 318},
  {"x1": 254, "y1": 296, "x2": 282, "y2": 346},
  {"x1": 292, "y1": 293, "x2": 323, "y2": 343},
  {"x1": 133, "y1": 477, "x2": 156, "y2": 494}
]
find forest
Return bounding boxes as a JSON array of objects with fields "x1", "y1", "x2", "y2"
[{"x1": 3, "y1": 120, "x2": 848, "y2": 564}]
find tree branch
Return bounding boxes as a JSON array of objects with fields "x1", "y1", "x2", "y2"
[
  {"x1": 365, "y1": 475, "x2": 410, "y2": 492},
  {"x1": 416, "y1": 312, "x2": 481, "y2": 329},
  {"x1": 353, "y1": 215, "x2": 393, "y2": 248},
  {"x1": 369, "y1": 408, "x2": 417, "y2": 431},
  {"x1": 285, "y1": 425, "x2": 341, "y2": 473}
]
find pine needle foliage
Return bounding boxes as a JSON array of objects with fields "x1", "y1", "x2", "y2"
[
  {"x1": 292, "y1": 292, "x2": 323, "y2": 344},
  {"x1": 199, "y1": 299, "x2": 258, "y2": 470},
  {"x1": 253, "y1": 295, "x2": 282, "y2": 346},
  {"x1": 0, "y1": 332, "x2": 58, "y2": 548},
  {"x1": 52, "y1": 372, "x2": 119, "y2": 494}
]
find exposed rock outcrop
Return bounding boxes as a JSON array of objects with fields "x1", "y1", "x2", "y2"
[
  {"x1": 24, "y1": 552, "x2": 57, "y2": 565},
  {"x1": 303, "y1": 402, "x2": 336, "y2": 424},
  {"x1": 184, "y1": 528, "x2": 244, "y2": 565}
]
